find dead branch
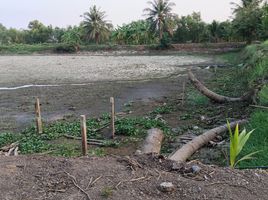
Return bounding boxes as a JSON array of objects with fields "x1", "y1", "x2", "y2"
[
  {"x1": 169, "y1": 119, "x2": 247, "y2": 163},
  {"x1": 65, "y1": 171, "x2": 91, "y2": 200},
  {"x1": 188, "y1": 70, "x2": 251, "y2": 103},
  {"x1": 1, "y1": 141, "x2": 19, "y2": 151},
  {"x1": 250, "y1": 105, "x2": 268, "y2": 109},
  {"x1": 63, "y1": 134, "x2": 104, "y2": 146}
]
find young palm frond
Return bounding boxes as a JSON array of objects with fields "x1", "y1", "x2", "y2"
[{"x1": 227, "y1": 121, "x2": 258, "y2": 168}]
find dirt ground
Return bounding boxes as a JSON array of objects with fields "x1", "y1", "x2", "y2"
[
  {"x1": 0, "y1": 155, "x2": 267, "y2": 200},
  {"x1": 2, "y1": 53, "x2": 265, "y2": 200},
  {"x1": 0, "y1": 54, "x2": 215, "y2": 132}
]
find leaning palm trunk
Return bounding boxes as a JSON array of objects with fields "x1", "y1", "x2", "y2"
[
  {"x1": 169, "y1": 119, "x2": 248, "y2": 163},
  {"x1": 188, "y1": 70, "x2": 251, "y2": 103}
]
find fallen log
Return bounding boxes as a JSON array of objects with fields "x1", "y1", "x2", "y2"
[
  {"x1": 188, "y1": 70, "x2": 250, "y2": 103},
  {"x1": 169, "y1": 119, "x2": 247, "y2": 163},
  {"x1": 141, "y1": 128, "x2": 164, "y2": 154}
]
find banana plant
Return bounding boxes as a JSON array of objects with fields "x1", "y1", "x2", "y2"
[{"x1": 227, "y1": 121, "x2": 259, "y2": 168}]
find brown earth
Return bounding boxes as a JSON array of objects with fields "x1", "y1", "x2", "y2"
[{"x1": 0, "y1": 154, "x2": 267, "y2": 200}]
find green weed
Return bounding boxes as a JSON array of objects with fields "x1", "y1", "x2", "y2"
[
  {"x1": 238, "y1": 111, "x2": 268, "y2": 167},
  {"x1": 152, "y1": 104, "x2": 174, "y2": 114},
  {"x1": 187, "y1": 91, "x2": 209, "y2": 106},
  {"x1": 101, "y1": 187, "x2": 113, "y2": 198}
]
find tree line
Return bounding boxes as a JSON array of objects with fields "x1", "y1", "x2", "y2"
[{"x1": 0, "y1": 0, "x2": 267, "y2": 47}]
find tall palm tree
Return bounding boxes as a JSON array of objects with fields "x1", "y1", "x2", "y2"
[
  {"x1": 143, "y1": 0, "x2": 175, "y2": 40},
  {"x1": 82, "y1": 5, "x2": 112, "y2": 44}
]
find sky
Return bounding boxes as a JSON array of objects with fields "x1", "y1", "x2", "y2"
[{"x1": 0, "y1": 0, "x2": 241, "y2": 29}]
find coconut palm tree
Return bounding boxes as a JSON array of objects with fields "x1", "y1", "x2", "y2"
[
  {"x1": 143, "y1": 0, "x2": 175, "y2": 40},
  {"x1": 82, "y1": 5, "x2": 112, "y2": 44}
]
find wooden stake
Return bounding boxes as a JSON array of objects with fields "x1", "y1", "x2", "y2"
[
  {"x1": 182, "y1": 81, "x2": 186, "y2": 105},
  {"x1": 35, "y1": 98, "x2": 43, "y2": 134},
  {"x1": 110, "y1": 97, "x2": 115, "y2": 139},
  {"x1": 81, "y1": 115, "x2": 88, "y2": 156}
]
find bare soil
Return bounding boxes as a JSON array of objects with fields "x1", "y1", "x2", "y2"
[
  {"x1": 1, "y1": 53, "x2": 264, "y2": 200},
  {"x1": 0, "y1": 155, "x2": 267, "y2": 200}
]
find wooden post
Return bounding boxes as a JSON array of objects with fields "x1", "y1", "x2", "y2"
[
  {"x1": 35, "y1": 98, "x2": 43, "y2": 134},
  {"x1": 81, "y1": 115, "x2": 88, "y2": 156},
  {"x1": 182, "y1": 81, "x2": 186, "y2": 105},
  {"x1": 110, "y1": 97, "x2": 115, "y2": 139}
]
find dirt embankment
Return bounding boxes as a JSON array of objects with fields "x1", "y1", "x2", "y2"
[{"x1": 0, "y1": 155, "x2": 267, "y2": 200}]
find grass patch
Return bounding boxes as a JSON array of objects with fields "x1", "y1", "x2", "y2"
[
  {"x1": 217, "y1": 51, "x2": 242, "y2": 65},
  {"x1": 0, "y1": 43, "x2": 56, "y2": 54},
  {"x1": 238, "y1": 111, "x2": 268, "y2": 167},
  {"x1": 151, "y1": 104, "x2": 174, "y2": 114},
  {"x1": 101, "y1": 187, "x2": 113, "y2": 198},
  {"x1": 115, "y1": 117, "x2": 171, "y2": 137},
  {"x1": 187, "y1": 91, "x2": 209, "y2": 106}
]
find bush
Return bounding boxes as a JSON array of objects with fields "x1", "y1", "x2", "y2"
[{"x1": 53, "y1": 43, "x2": 77, "y2": 53}]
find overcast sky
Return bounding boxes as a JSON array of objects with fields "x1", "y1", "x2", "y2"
[{"x1": 0, "y1": 0, "x2": 241, "y2": 29}]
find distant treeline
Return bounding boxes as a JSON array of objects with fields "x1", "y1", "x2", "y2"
[{"x1": 0, "y1": 0, "x2": 267, "y2": 47}]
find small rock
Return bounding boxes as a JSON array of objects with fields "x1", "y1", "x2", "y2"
[
  {"x1": 159, "y1": 182, "x2": 175, "y2": 192},
  {"x1": 191, "y1": 165, "x2": 201, "y2": 174},
  {"x1": 155, "y1": 114, "x2": 163, "y2": 120},
  {"x1": 171, "y1": 162, "x2": 182, "y2": 171},
  {"x1": 171, "y1": 128, "x2": 181, "y2": 134},
  {"x1": 135, "y1": 150, "x2": 142, "y2": 155},
  {"x1": 200, "y1": 115, "x2": 206, "y2": 121}
]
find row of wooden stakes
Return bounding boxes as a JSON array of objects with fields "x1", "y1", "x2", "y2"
[{"x1": 34, "y1": 97, "x2": 116, "y2": 156}]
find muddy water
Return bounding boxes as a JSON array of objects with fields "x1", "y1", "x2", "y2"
[{"x1": 0, "y1": 54, "x2": 214, "y2": 132}]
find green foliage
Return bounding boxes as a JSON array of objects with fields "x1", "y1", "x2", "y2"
[
  {"x1": 144, "y1": 0, "x2": 176, "y2": 41},
  {"x1": 112, "y1": 20, "x2": 157, "y2": 45},
  {"x1": 0, "y1": 43, "x2": 56, "y2": 54},
  {"x1": 0, "y1": 133, "x2": 19, "y2": 147},
  {"x1": 61, "y1": 26, "x2": 82, "y2": 47},
  {"x1": 187, "y1": 91, "x2": 209, "y2": 106},
  {"x1": 101, "y1": 187, "x2": 113, "y2": 198},
  {"x1": 173, "y1": 12, "x2": 208, "y2": 43},
  {"x1": 89, "y1": 148, "x2": 106, "y2": 157},
  {"x1": 115, "y1": 117, "x2": 171, "y2": 136},
  {"x1": 239, "y1": 111, "x2": 268, "y2": 167},
  {"x1": 259, "y1": 85, "x2": 268, "y2": 105},
  {"x1": 25, "y1": 20, "x2": 54, "y2": 44},
  {"x1": 152, "y1": 104, "x2": 174, "y2": 114},
  {"x1": 241, "y1": 41, "x2": 268, "y2": 86},
  {"x1": 232, "y1": 0, "x2": 264, "y2": 43},
  {"x1": 82, "y1": 5, "x2": 112, "y2": 44},
  {"x1": 227, "y1": 121, "x2": 256, "y2": 168},
  {"x1": 53, "y1": 43, "x2": 77, "y2": 53},
  {"x1": 0, "y1": 114, "x2": 173, "y2": 156}
]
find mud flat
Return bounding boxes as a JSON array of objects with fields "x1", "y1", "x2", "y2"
[{"x1": 0, "y1": 54, "x2": 214, "y2": 131}]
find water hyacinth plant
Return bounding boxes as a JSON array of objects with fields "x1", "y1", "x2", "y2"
[{"x1": 227, "y1": 121, "x2": 258, "y2": 168}]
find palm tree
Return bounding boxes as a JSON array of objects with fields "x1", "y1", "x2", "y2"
[
  {"x1": 143, "y1": 0, "x2": 175, "y2": 40},
  {"x1": 82, "y1": 5, "x2": 112, "y2": 44}
]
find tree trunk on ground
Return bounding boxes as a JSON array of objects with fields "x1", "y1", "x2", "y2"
[
  {"x1": 141, "y1": 128, "x2": 164, "y2": 154},
  {"x1": 169, "y1": 119, "x2": 247, "y2": 163},
  {"x1": 188, "y1": 70, "x2": 251, "y2": 103}
]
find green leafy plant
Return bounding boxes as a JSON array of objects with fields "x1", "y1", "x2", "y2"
[{"x1": 227, "y1": 121, "x2": 258, "y2": 168}]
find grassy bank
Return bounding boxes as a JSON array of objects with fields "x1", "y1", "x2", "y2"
[
  {"x1": 237, "y1": 41, "x2": 268, "y2": 167},
  {"x1": 0, "y1": 42, "x2": 245, "y2": 55}
]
